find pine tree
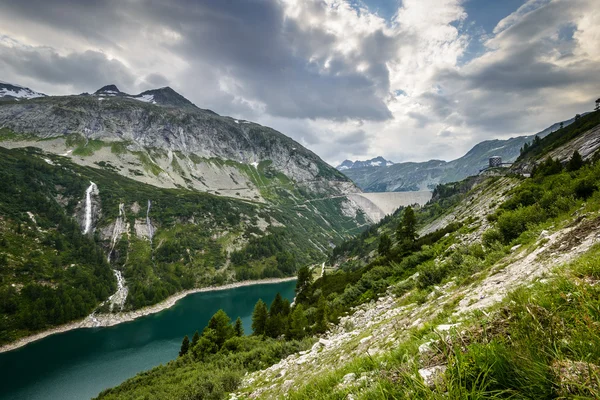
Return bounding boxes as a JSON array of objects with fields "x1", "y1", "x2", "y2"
[
  {"x1": 397, "y1": 206, "x2": 417, "y2": 243},
  {"x1": 205, "y1": 309, "x2": 234, "y2": 347},
  {"x1": 265, "y1": 314, "x2": 283, "y2": 338},
  {"x1": 191, "y1": 330, "x2": 200, "y2": 347},
  {"x1": 314, "y1": 295, "x2": 328, "y2": 334},
  {"x1": 251, "y1": 299, "x2": 268, "y2": 335},
  {"x1": 179, "y1": 335, "x2": 190, "y2": 357},
  {"x1": 234, "y1": 317, "x2": 244, "y2": 337},
  {"x1": 289, "y1": 304, "x2": 308, "y2": 339},
  {"x1": 269, "y1": 293, "x2": 285, "y2": 316},
  {"x1": 567, "y1": 150, "x2": 584, "y2": 172},
  {"x1": 378, "y1": 233, "x2": 391, "y2": 256},
  {"x1": 295, "y1": 266, "x2": 312, "y2": 303},
  {"x1": 596, "y1": 98, "x2": 600, "y2": 112},
  {"x1": 296, "y1": 266, "x2": 311, "y2": 293},
  {"x1": 281, "y1": 298, "x2": 291, "y2": 316}
]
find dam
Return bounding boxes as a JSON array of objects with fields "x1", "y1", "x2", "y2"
[{"x1": 348, "y1": 191, "x2": 432, "y2": 223}]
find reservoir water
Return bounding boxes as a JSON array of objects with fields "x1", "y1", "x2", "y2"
[{"x1": 0, "y1": 280, "x2": 296, "y2": 400}]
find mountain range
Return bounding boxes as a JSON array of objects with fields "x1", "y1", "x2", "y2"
[
  {"x1": 0, "y1": 80, "x2": 373, "y2": 344},
  {"x1": 342, "y1": 117, "x2": 578, "y2": 192},
  {"x1": 336, "y1": 156, "x2": 394, "y2": 170}
]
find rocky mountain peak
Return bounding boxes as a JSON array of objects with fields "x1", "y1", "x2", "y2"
[
  {"x1": 336, "y1": 156, "x2": 394, "y2": 171},
  {"x1": 0, "y1": 81, "x2": 46, "y2": 100},
  {"x1": 137, "y1": 86, "x2": 196, "y2": 108},
  {"x1": 95, "y1": 84, "x2": 121, "y2": 95}
]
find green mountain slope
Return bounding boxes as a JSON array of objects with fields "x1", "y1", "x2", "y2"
[
  {"x1": 0, "y1": 84, "x2": 370, "y2": 346},
  {"x1": 98, "y1": 112, "x2": 600, "y2": 399}
]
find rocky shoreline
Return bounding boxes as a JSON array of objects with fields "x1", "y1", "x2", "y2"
[{"x1": 0, "y1": 277, "x2": 297, "y2": 354}]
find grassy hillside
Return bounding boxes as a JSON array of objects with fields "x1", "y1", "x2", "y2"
[
  {"x1": 0, "y1": 146, "x2": 366, "y2": 345},
  {"x1": 98, "y1": 129, "x2": 600, "y2": 398}
]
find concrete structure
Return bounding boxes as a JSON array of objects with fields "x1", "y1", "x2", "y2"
[
  {"x1": 348, "y1": 191, "x2": 432, "y2": 223},
  {"x1": 489, "y1": 156, "x2": 503, "y2": 168}
]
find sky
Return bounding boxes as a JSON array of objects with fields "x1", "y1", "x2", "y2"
[{"x1": 0, "y1": 0, "x2": 598, "y2": 166}]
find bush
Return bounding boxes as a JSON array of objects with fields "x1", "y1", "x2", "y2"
[
  {"x1": 417, "y1": 261, "x2": 447, "y2": 289},
  {"x1": 482, "y1": 229, "x2": 503, "y2": 247},
  {"x1": 574, "y1": 178, "x2": 598, "y2": 200},
  {"x1": 496, "y1": 205, "x2": 546, "y2": 244}
]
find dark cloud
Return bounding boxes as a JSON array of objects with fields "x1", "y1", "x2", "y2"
[
  {"x1": 141, "y1": 73, "x2": 170, "y2": 90},
  {"x1": 336, "y1": 129, "x2": 368, "y2": 146},
  {"x1": 0, "y1": 45, "x2": 135, "y2": 92},
  {"x1": 0, "y1": 0, "x2": 394, "y2": 121}
]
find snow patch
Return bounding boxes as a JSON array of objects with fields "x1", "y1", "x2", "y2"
[
  {"x1": 131, "y1": 94, "x2": 156, "y2": 104},
  {"x1": 0, "y1": 86, "x2": 45, "y2": 99}
]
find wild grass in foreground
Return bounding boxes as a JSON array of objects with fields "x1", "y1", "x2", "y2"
[{"x1": 287, "y1": 244, "x2": 600, "y2": 399}]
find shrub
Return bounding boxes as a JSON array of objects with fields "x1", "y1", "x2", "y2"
[
  {"x1": 482, "y1": 229, "x2": 503, "y2": 247},
  {"x1": 496, "y1": 205, "x2": 546, "y2": 243},
  {"x1": 574, "y1": 178, "x2": 598, "y2": 200},
  {"x1": 417, "y1": 261, "x2": 447, "y2": 289}
]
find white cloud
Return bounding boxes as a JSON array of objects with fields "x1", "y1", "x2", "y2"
[{"x1": 0, "y1": 0, "x2": 598, "y2": 166}]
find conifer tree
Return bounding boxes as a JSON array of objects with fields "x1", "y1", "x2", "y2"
[
  {"x1": 191, "y1": 330, "x2": 200, "y2": 347},
  {"x1": 378, "y1": 233, "x2": 391, "y2": 256},
  {"x1": 295, "y1": 266, "x2": 312, "y2": 303},
  {"x1": 234, "y1": 317, "x2": 244, "y2": 337},
  {"x1": 251, "y1": 299, "x2": 268, "y2": 335},
  {"x1": 567, "y1": 150, "x2": 584, "y2": 172},
  {"x1": 205, "y1": 309, "x2": 234, "y2": 347},
  {"x1": 314, "y1": 295, "x2": 328, "y2": 334},
  {"x1": 289, "y1": 304, "x2": 308, "y2": 339},
  {"x1": 397, "y1": 206, "x2": 417, "y2": 243},
  {"x1": 179, "y1": 335, "x2": 190, "y2": 357},
  {"x1": 269, "y1": 293, "x2": 285, "y2": 316}
]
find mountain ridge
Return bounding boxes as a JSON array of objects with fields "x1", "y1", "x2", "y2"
[
  {"x1": 343, "y1": 116, "x2": 580, "y2": 192},
  {"x1": 336, "y1": 156, "x2": 394, "y2": 171}
]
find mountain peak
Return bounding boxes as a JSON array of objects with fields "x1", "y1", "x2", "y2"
[
  {"x1": 94, "y1": 84, "x2": 121, "y2": 95},
  {"x1": 336, "y1": 156, "x2": 394, "y2": 171},
  {"x1": 136, "y1": 86, "x2": 196, "y2": 108},
  {"x1": 0, "y1": 81, "x2": 46, "y2": 100}
]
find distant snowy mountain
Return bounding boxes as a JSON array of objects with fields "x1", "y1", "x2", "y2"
[
  {"x1": 343, "y1": 116, "x2": 580, "y2": 192},
  {"x1": 0, "y1": 81, "x2": 46, "y2": 100},
  {"x1": 336, "y1": 156, "x2": 394, "y2": 171}
]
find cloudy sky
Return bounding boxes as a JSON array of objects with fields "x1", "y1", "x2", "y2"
[{"x1": 1, "y1": 0, "x2": 598, "y2": 165}]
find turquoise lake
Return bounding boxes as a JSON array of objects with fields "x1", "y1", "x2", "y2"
[{"x1": 0, "y1": 280, "x2": 296, "y2": 400}]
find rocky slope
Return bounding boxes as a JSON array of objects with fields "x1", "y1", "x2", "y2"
[
  {"x1": 0, "y1": 83, "x2": 354, "y2": 201},
  {"x1": 343, "y1": 117, "x2": 578, "y2": 192}
]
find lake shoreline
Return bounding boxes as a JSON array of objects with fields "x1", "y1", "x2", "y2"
[{"x1": 0, "y1": 277, "x2": 297, "y2": 354}]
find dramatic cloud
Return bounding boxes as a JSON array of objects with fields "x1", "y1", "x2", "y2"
[{"x1": 0, "y1": 0, "x2": 598, "y2": 165}]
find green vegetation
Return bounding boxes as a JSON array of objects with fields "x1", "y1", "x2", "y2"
[
  {"x1": 95, "y1": 113, "x2": 600, "y2": 399},
  {"x1": 0, "y1": 147, "x2": 115, "y2": 344},
  {"x1": 0, "y1": 137, "x2": 364, "y2": 344},
  {"x1": 97, "y1": 306, "x2": 313, "y2": 400},
  {"x1": 518, "y1": 110, "x2": 600, "y2": 161},
  {"x1": 283, "y1": 244, "x2": 600, "y2": 399}
]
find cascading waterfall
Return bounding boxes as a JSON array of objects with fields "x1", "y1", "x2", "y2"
[
  {"x1": 83, "y1": 182, "x2": 96, "y2": 234},
  {"x1": 108, "y1": 203, "x2": 126, "y2": 263},
  {"x1": 146, "y1": 199, "x2": 154, "y2": 244}
]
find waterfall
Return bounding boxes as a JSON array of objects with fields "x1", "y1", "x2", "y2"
[
  {"x1": 83, "y1": 182, "x2": 96, "y2": 234},
  {"x1": 108, "y1": 269, "x2": 128, "y2": 312},
  {"x1": 108, "y1": 203, "x2": 126, "y2": 263},
  {"x1": 146, "y1": 200, "x2": 154, "y2": 243}
]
